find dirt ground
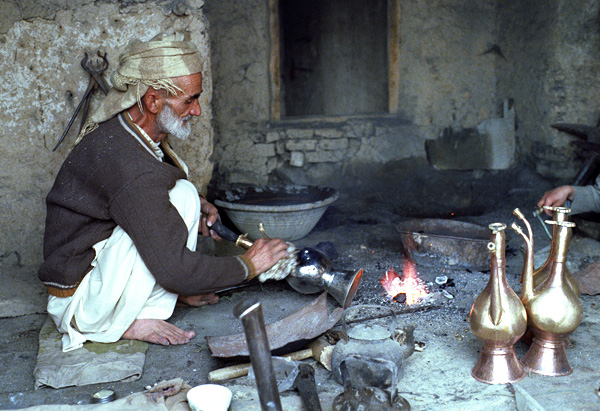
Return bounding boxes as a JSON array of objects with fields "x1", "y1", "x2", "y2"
[{"x1": 2, "y1": 161, "x2": 600, "y2": 410}]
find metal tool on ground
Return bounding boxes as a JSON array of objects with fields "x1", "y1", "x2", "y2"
[
  {"x1": 208, "y1": 335, "x2": 334, "y2": 382},
  {"x1": 210, "y1": 219, "x2": 363, "y2": 308},
  {"x1": 246, "y1": 357, "x2": 323, "y2": 410},
  {"x1": 293, "y1": 363, "x2": 322, "y2": 411},
  {"x1": 53, "y1": 50, "x2": 109, "y2": 151},
  {"x1": 234, "y1": 297, "x2": 282, "y2": 411}
]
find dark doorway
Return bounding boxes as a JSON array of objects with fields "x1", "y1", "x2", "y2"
[{"x1": 280, "y1": 0, "x2": 389, "y2": 117}]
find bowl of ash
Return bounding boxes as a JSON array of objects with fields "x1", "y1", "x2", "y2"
[{"x1": 214, "y1": 185, "x2": 338, "y2": 241}]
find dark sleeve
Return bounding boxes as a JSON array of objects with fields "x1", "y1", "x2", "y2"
[{"x1": 109, "y1": 171, "x2": 249, "y2": 295}]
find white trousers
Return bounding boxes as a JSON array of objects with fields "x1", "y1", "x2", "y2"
[{"x1": 47, "y1": 179, "x2": 200, "y2": 352}]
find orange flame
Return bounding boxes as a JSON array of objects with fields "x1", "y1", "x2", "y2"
[{"x1": 379, "y1": 260, "x2": 428, "y2": 305}]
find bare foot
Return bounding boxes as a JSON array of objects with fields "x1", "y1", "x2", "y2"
[
  {"x1": 178, "y1": 292, "x2": 219, "y2": 307},
  {"x1": 122, "y1": 319, "x2": 196, "y2": 346}
]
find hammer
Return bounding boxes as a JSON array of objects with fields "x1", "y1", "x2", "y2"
[{"x1": 208, "y1": 336, "x2": 334, "y2": 382}]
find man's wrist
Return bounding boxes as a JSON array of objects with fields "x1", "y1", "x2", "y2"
[{"x1": 239, "y1": 254, "x2": 257, "y2": 280}]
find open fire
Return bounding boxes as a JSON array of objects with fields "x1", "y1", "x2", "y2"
[{"x1": 379, "y1": 259, "x2": 429, "y2": 305}]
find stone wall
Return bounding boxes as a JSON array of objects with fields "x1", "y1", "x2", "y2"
[
  {"x1": 263, "y1": 118, "x2": 434, "y2": 188},
  {"x1": 0, "y1": 0, "x2": 213, "y2": 267}
]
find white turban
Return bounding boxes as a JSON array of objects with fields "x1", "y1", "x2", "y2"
[{"x1": 77, "y1": 32, "x2": 203, "y2": 142}]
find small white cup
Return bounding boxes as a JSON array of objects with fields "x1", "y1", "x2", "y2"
[{"x1": 187, "y1": 384, "x2": 232, "y2": 411}]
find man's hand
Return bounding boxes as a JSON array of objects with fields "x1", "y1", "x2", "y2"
[
  {"x1": 257, "y1": 244, "x2": 297, "y2": 282},
  {"x1": 199, "y1": 197, "x2": 221, "y2": 240},
  {"x1": 537, "y1": 185, "x2": 575, "y2": 215},
  {"x1": 245, "y1": 238, "x2": 290, "y2": 277}
]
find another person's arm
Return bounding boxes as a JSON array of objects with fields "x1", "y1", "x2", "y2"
[
  {"x1": 538, "y1": 175, "x2": 600, "y2": 215},
  {"x1": 537, "y1": 186, "x2": 575, "y2": 215}
]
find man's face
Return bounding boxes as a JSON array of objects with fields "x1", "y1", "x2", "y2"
[
  {"x1": 156, "y1": 72, "x2": 203, "y2": 140},
  {"x1": 157, "y1": 103, "x2": 191, "y2": 140}
]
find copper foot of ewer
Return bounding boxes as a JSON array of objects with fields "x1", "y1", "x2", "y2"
[
  {"x1": 521, "y1": 332, "x2": 573, "y2": 376},
  {"x1": 471, "y1": 344, "x2": 526, "y2": 384}
]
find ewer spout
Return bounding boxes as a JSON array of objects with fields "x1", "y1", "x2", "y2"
[{"x1": 510, "y1": 219, "x2": 534, "y2": 304}]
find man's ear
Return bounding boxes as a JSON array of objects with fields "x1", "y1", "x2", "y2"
[{"x1": 143, "y1": 88, "x2": 164, "y2": 114}]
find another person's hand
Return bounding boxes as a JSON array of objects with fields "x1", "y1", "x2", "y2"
[
  {"x1": 245, "y1": 238, "x2": 290, "y2": 277},
  {"x1": 199, "y1": 197, "x2": 221, "y2": 240},
  {"x1": 537, "y1": 185, "x2": 575, "y2": 215}
]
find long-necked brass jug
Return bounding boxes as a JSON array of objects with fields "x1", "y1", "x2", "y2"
[
  {"x1": 470, "y1": 223, "x2": 527, "y2": 384},
  {"x1": 532, "y1": 206, "x2": 579, "y2": 295},
  {"x1": 512, "y1": 219, "x2": 583, "y2": 376}
]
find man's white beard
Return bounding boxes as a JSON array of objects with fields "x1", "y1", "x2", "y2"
[{"x1": 157, "y1": 103, "x2": 191, "y2": 140}]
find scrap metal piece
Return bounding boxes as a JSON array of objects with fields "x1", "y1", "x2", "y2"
[
  {"x1": 340, "y1": 355, "x2": 399, "y2": 400},
  {"x1": 207, "y1": 292, "x2": 343, "y2": 357},
  {"x1": 552, "y1": 123, "x2": 600, "y2": 142},
  {"x1": 332, "y1": 386, "x2": 411, "y2": 411},
  {"x1": 91, "y1": 389, "x2": 116, "y2": 404},
  {"x1": 571, "y1": 140, "x2": 600, "y2": 154}
]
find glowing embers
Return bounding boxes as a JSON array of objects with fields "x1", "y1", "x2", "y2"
[{"x1": 379, "y1": 260, "x2": 429, "y2": 305}]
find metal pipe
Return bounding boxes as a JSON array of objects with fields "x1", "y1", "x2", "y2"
[
  {"x1": 233, "y1": 298, "x2": 282, "y2": 411},
  {"x1": 533, "y1": 207, "x2": 553, "y2": 240}
]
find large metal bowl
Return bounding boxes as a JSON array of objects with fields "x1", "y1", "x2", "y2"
[
  {"x1": 214, "y1": 185, "x2": 338, "y2": 241},
  {"x1": 397, "y1": 218, "x2": 490, "y2": 270}
]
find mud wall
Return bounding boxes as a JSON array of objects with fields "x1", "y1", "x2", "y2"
[
  {"x1": 0, "y1": 0, "x2": 214, "y2": 268},
  {"x1": 495, "y1": 0, "x2": 600, "y2": 179}
]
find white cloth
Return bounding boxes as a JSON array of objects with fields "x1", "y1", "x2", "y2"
[
  {"x1": 257, "y1": 245, "x2": 298, "y2": 282},
  {"x1": 47, "y1": 179, "x2": 200, "y2": 352}
]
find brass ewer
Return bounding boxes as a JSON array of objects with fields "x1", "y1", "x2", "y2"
[
  {"x1": 532, "y1": 206, "x2": 579, "y2": 295},
  {"x1": 512, "y1": 216, "x2": 583, "y2": 376},
  {"x1": 469, "y1": 223, "x2": 527, "y2": 384}
]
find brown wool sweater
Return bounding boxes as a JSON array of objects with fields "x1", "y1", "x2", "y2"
[{"x1": 39, "y1": 114, "x2": 253, "y2": 297}]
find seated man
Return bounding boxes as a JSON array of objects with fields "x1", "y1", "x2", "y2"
[
  {"x1": 538, "y1": 175, "x2": 600, "y2": 215},
  {"x1": 39, "y1": 33, "x2": 289, "y2": 352}
]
